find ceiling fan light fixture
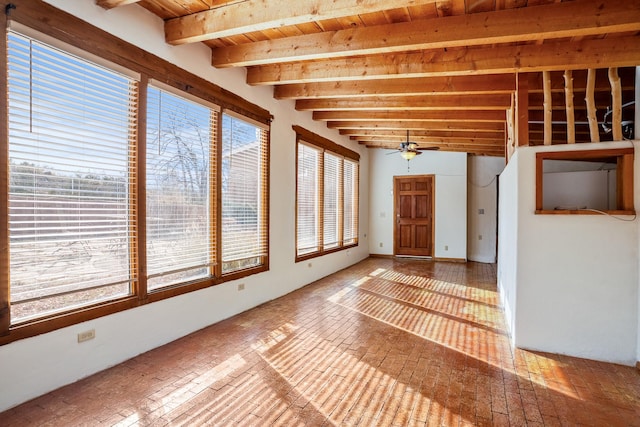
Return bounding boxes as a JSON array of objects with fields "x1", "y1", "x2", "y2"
[{"x1": 400, "y1": 150, "x2": 418, "y2": 161}]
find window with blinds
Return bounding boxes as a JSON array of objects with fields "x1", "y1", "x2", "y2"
[
  {"x1": 343, "y1": 159, "x2": 359, "y2": 245},
  {"x1": 297, "y1": 143, "x2": 321, "y2": 257},
  {"x1": 1, "y1": 18, "x2": 274, "y2": 342},
  {"x1": 221, "y1": 113, "x2": 269, "y2": 274},
  {"x1": 146, "y1": 86, "x2": 217, "y2": 289},
  {"x1": 323, "y1": 152, "x2": 341, "y2": 250},
  {"x1": 295, "y1": 130, "x2": 359, "y2": 261},
  {"x1": 7, "y1": 31, "x2": 137, "y2": 322}
]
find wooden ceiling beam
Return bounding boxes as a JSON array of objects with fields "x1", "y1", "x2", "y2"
[
  {"x1": 247, "y1": 36, "x2": 640, "y2": 85},
  {"x1": 211, "y1": 0, "x2": 640, "y2": 67},
  {"x1": 296, "y1": 95, "x2": 512, "y2": 111},
  {"x1": 313, "y1": 110, "x2": 506, "y2": 122},
  {"x1": 342, "y1": 130, "x2": 505, "y2": 139},
  {"x1": 368, "y1": 147, "x2": 504, "y2": 154},
  {"x1": 96, "y1": 0, "x2": 140, "y2": 9},
  {"x1": 274, "y1": 75, "x2": 516, "y2": 99},
  {"x1": 378, "y1": 151, "x2": 506, "y2": 157},
  {"x1": 274, "y1": 69, "x2": 634, "y2": 100},
  {"x1": 367, "y1": 137, "x2": 504, "y2": 145},
  {"x1": 357, "y1": 137, "x2": 504, "y2": 146},
  {"x1": 365, "y1": 143, "x2": 505, "y2": 156},
  {"x1": 363, "y1": 140, "x2": 503, "y2": 148},
  {"x1": 165, "y1": 0, "x2": 441, "y2": 45},
  {"x1": 328, "y1": 121, "x2": 504, "y2": 131}
]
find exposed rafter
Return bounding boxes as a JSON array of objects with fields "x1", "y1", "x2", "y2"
[
  {"x1": 127, "y1": 0, "x2": 640, "y2": 157},
  {"x1": 357, "y1": 138, "x2": 504, "y2": 147},
  {"x1": 165, "y1": 0, "x2": 441, "y2": 45},
  {"x1": 341, "y1": 129, "x2": 504, "y2": 139},
  {"x1": 363, "y1": 143, "x2": 504, "y2": 156},
  {"x1": 211, "y1": 0, "x2": 640, "y2": 67},
  {"x1": 296, "y1": 95, "x2": 512, "y2": 111},
  {"x1": 248, "y1": 36, "x2": 640, "y2": 85},
  {"x1": 327, "y1": 121, "x2": 504, "y2": 132},
  {"x1": 312, "y1": 110, "x2": 506, "y2": 122},
  {"x1": 274, "y1": 75, "x2": 516, "y2": 99},
  {"x1": 360, "y1": 136, "x2": 502, "y2": 144}
]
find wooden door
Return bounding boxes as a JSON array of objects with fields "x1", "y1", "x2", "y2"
[{"x1": 394, "y1": 175, "x2": 434, "y2": 257}]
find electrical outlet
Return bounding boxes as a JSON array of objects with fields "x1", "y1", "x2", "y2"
[
  {"x1": 379, "y1": 242, "x2": 383, "y2": 247},
  {"x1": 445, "y1": 245, "x2": 448, "y2": 251},
  {"x1": 478, "y1": 208, "x2": 485, "y2": 215},
  {"x1": 237, "y1": 283, "x2": 245, "y2": 291},
  {"x1": 77, "y1": 329, "x2": 95, "y2": 343}
]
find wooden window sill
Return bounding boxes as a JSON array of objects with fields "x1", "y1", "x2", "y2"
[{"x1": 535, "y1": 209, "x2": 636, "y2": 215}]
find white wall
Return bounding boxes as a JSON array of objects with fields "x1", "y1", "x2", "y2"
[
  {"x1": 543, "y1": 170, "x2": 611, "y2": 210},
  {"x1": 468, "y1": 156, "x2": 504, "y2": 263},
  {"x1": 498, "y1": 142, "x2": 639, "y2": 365},
  {"x1": 497, "y1": 151, "x2": 519, "y2": 345},
  {"x1": 368, "y1": 149, "x2": 467, "y2": 259},
  {"x1": 0, "y1": 1, "x2": 370, "y2": 412}
]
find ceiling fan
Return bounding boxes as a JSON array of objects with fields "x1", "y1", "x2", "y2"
[{"x1": 387, "y1": 130, "x2": 439, "y2": 161}]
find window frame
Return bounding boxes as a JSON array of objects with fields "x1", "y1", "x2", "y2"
[
  {"x1": 0, "y1": 3, "x2": 272, "y2": 344},
  {"x1": 294, "y1": 126, "x2": 360, "y2": 262}
]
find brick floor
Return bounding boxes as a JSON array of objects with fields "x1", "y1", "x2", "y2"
[{"x1": 2, "y1": 258, "x2": 639, "y2": 426}]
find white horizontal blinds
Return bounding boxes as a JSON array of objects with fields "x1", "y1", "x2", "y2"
[
  {"x1": 297, "y1": 143, "x2": 321, "y2": 256},
  {"x1": 7, "y1": 31, "x2": 136, "y2": 323},
  {"x1": 343, "y1": 159, "x2": 359, "y2": 245},
  {"x1": 221, "y1": 113, "x2": 268, "y2": 273},
  {"x1": 146, "y1": 86, "x2": 214, "y2": 290},
  {"x1": 323, "y1": 152, "x2": 341, "y2": 250}
]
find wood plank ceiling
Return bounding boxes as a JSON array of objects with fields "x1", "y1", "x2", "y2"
[{"x1": 99, "y1": 0, "x2": 640, "y2": 157}]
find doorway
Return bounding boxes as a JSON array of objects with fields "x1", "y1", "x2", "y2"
[{"x1": 393, "y1": 175, "x2": 435, "y2": 257}]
